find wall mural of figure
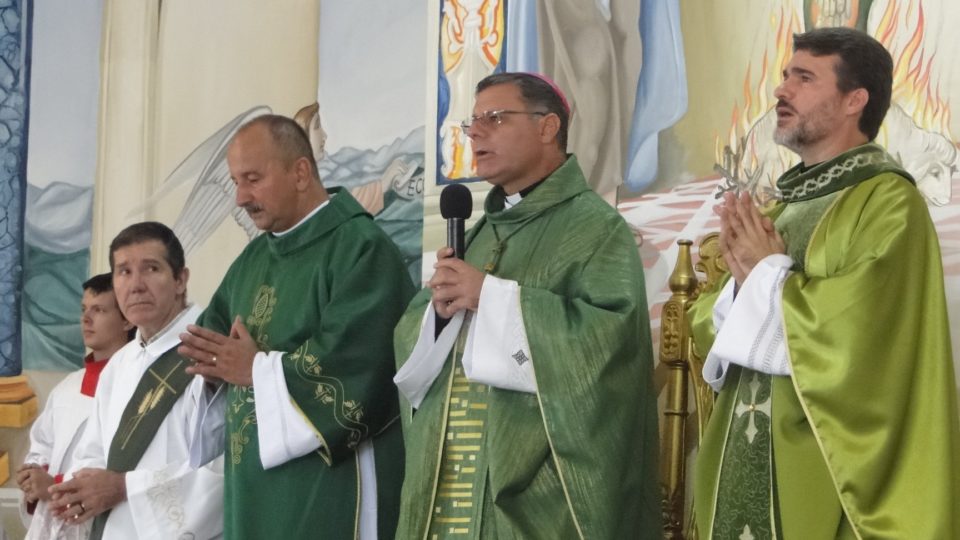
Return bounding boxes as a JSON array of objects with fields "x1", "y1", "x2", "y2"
[
  {"x1": 625, "y1": 0, "x2": 688, "y2": 194},
  {"x1": 437, "y1": 0, "x2": 504, "y2": 182},
  {"x1": 310, "y1": 100, "x2": 426, "y2": 281},
  {"x1": 317, "y1": 1, "x2": 427, "y2": 282},
  {"x1": 538, "y1": 0, "x2": 634, "y2": 200},
  {"x1": 502, "y1": 0, "x2": 685, "y2": 200},
  {"x1": 128, "y1": 106, "x2": 268, "y2": 256}
]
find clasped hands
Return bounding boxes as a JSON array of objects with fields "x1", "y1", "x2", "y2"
[
  {"x1": 429, "y1": 247, "x2": 485, "y2": 319},
  {"x1": 716, "y1": 191, "x2": 786, "y2": 286},
  {"x1": 47, "y1": 468, "x2": 126, "y2": 523},
  {"x1": 16, "y1": 463, "x2": 53, "y2": 504},
  {"x1": 179, "y1": 316, "x2": 259, "y2": 387}
]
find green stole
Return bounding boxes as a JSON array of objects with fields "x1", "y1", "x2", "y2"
[
  {"x1": 89, "y1": 347, "x2": 195, "y2": 540},
  {"x1": 708, "y1": 143, "x2": 912, "y2": 539}
]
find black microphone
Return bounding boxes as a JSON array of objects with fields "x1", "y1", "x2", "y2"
[
  {"x1": 436, "y1": 184, "x2": 473, "y2": 337},
  {"x1": 440, "y1": 183, "x2": 473, "y2": 259}
]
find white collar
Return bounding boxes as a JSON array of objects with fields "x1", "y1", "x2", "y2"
[
  {"x1": 504, "y1": 192, "x2": 523, "y2": 209},
  {"x1": 137, "y1": 304, "x2": 202, "y2": 357},
  {"x1": 272, "y1": 196, "x2": 333, "y2": 237}
]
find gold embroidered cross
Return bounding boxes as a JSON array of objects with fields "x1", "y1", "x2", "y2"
[{"x1": 149, "y1": 360, "x2": 184, "y2": 395}]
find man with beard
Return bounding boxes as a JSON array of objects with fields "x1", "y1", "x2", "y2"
[{"x1": 689, "y1": 27, "x2": 960, "y2": 538}]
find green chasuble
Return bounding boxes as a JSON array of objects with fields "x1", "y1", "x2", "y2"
[
  {"x1": 690, "y1": 144, "x2": 960, "y2": 539},
  {"x1": 394, "y1": 156, "x2": 661, "y2": 539},
  {"x1": 200, "y1": 188, "x2": 415, "y2": 540}
]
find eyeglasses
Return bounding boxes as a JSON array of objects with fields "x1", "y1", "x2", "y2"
[{"x1": 460, "y1": 110, "x2": 548, "y2": 131}]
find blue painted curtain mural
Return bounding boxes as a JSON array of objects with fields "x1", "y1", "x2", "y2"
[
  {"x1": 0, "y1": 0, "x2": 30, "y2": 376},
  {"x1": 21, "y1": 0, "x2": 102, "y2": 371}
]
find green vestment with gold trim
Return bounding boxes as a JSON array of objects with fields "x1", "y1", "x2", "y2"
[
  {"x1": 200, "y1": 188, "x2": 416, "y2": 539},
  {"x1": 691, "y1": 144, "x2": 960, "y2": 539},
  {"x1": 394, "y1": 156, "x2": 661, "y2": 539}
]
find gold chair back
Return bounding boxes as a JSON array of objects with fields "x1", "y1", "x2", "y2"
[{"x1": 660, "y1": 233, "x2": 724, "y2": 539}]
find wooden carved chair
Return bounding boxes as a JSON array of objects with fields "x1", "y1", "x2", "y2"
[{"x1": 659, "y1": 233, "x2": 726, "y2": 539}]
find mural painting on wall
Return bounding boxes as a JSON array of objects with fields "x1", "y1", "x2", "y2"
[
  {"x1": 0, "y1": 0, "x2": 29, "y2": 376},
  {"x1": 429, "y1": 0, "x2": 687, "y2": 200},
  {"x1": 138, "y1": 3, "x2": 428, "y2": 285},
  {"x1": 437, "y1": 0, "x2": 505, "y2": 184},
  {"x1": 131, "y1": 106, "x2": 267, "y2": 258},
  {"x1": 19, "y1": 1, "x2": 103, "y2": 372},
  {"x1": 716, "y1": 0, "x2": 956, "y2": 206},
  {"x1": 536, "y1": 0, "x2": 686, "y2": 199},
  {"x1": 315, "y1": 2, "x2": 427, "y2": 282},
  {"x1": 619, "y1": 0, "x2": 960, "y2": 391}
]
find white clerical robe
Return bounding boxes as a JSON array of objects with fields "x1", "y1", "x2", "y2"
[
  {"x1": 22, "y1": 369, "x2": 93, "y2": 540},
  {"x1": 70, "y1": 304, "x2": 223, "y2": 540}
]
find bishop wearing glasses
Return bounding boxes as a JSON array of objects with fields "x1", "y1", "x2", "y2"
[{"x1": 393, "y1": 72, "x2": 661, "y2": 539}]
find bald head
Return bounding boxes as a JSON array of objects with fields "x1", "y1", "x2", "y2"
[
  {"x1": 228, "y1": 115, "x2": 328, "y2": 233},
  {"x1": 235, "y1": 114, "x2": 321, "y2": 181}
]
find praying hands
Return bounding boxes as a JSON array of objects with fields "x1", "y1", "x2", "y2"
[
  {"x1": 180, "y1": 316, "x2": 259, "y2": 387},
  {"x1": 714, "y1": 191, "x2": 786, "y2": 286}
]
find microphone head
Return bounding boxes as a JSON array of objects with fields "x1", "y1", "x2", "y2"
[{"x1": 440, "y1": 183, "x2": 473, "y2": 220}]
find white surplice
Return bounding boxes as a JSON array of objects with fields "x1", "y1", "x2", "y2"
[
  {"x1": 702, "y1": 254, "x2": 794, "y2": 391},
  {"x1": 70, "y1": 304, "x2": 224, "y2": 540},
  {"x1": 21, "y1": 368, "x2": 93, "y2": 540}
]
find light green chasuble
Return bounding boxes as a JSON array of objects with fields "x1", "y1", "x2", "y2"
[
  {"x1": 395, "y1": 156, "x2": 661, "y2": 539},
  {"x1": 691, "y1": 144, "x2": 960, "y2": 539},
  {"x1": 200, "y1": 189, "x2": 415, "y2": 540}
]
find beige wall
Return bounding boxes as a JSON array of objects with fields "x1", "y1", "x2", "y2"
[{"x1": 92, "y1": 0, "x2": 320, "y2": 307}]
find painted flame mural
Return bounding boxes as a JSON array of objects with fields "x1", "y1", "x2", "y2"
[
  {"x1": 621, "y1": 0, "x2": 960, "y2": 400},
  {"x1": 437, "y1": 0, "x2": 505, "y2": 182},
  {"x1": 714, "y1": 0, "x2": 958, "y2": 206}
]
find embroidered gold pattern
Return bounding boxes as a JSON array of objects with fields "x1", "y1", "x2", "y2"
[
  {"x1": 246, "y1": 285, "x2": 277, "y2": 350},
  {"x1": 117, "y1": 361, "x2": 185, "y2": 450},
  {"x1": 229, "y1": 285, "x2": 277, "y2": 467},
  {"x1": 228, "y1": 385, "x2": 257, "y2": 466},
  {"x1": 230, "y1": 281, "x2": 377, "y2": 464},
  {"x1": 287, "y1": 342, "x2": 368, "y2": 450},
  {"x1": 428, "y1": 365, "x2": 490, "y2": 536}
]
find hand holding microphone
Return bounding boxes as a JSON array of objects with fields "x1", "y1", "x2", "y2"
[
  {"x1": 440, "y1": 183, "x2": 472, "y2": 259},
  {"x1": 430, "y1": 184, "x2": 480, "y2": 329}
]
